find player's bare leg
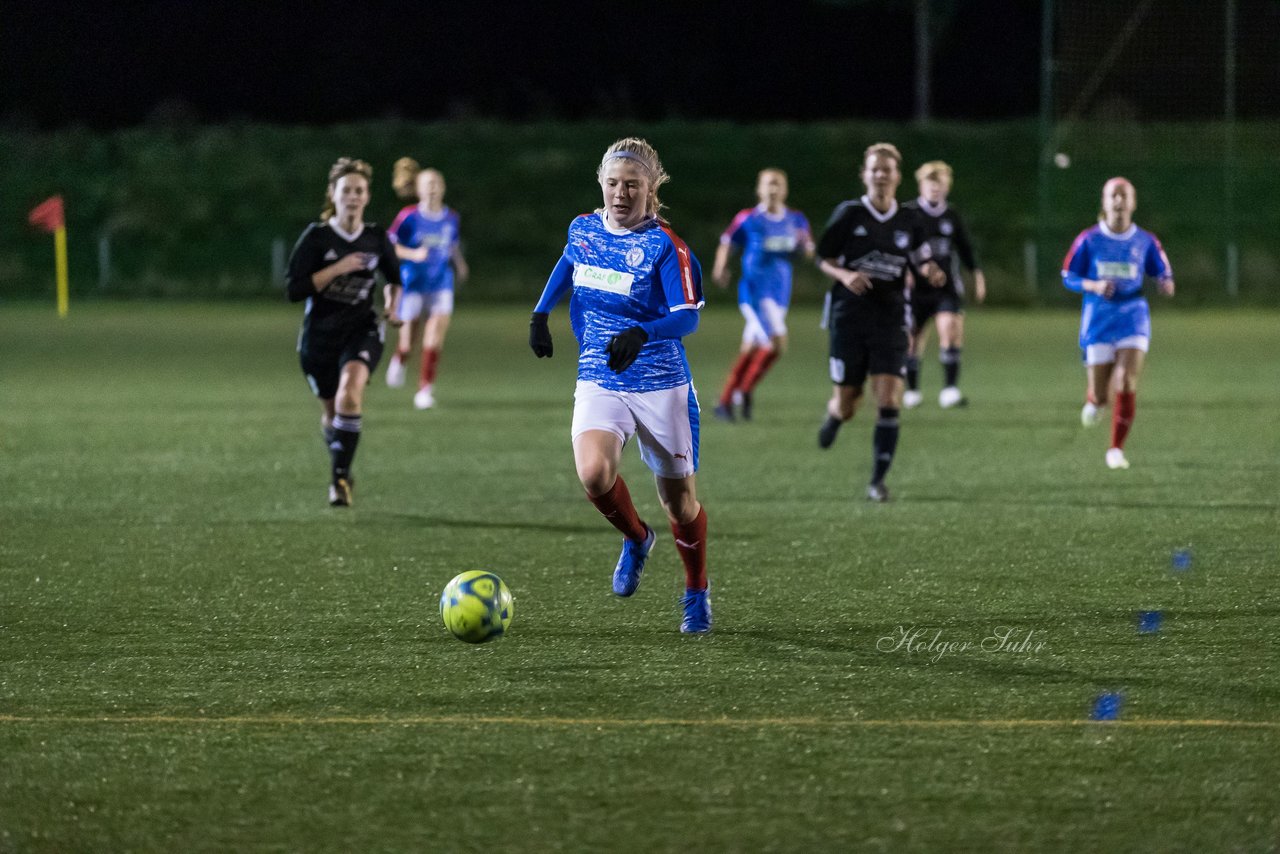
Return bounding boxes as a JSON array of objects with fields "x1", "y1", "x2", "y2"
[
  {"x1": 819, "y1": 384, "x2": 861, "y2": 449},
  {"x1": 656, "y1": 474, "x2": 710, "y2": 633},
  {"x1": 867, "y1": 373, "x2": 903, "y2": 501},
  {"x1": 574, "y1": 430, "x2": 654, "y2": 597},
  {"x1": 416, "y1": 311, "x2": 451, "y2": 409},
  {"x1": 1083, "y1": 362, "x2": 1114, "y2": 427},
  {"x1": 387, "y1": 314, "x2": 418, "y2": 388},
  {"x1": 904, "y1": 321, "x2": 930, "y2": 408},
  {"x1": 1106, "y1": 348, "x2": 1145, "y2": 469},
  {"x1": 329, "y1": 360, "x2": 370, "y2": 506},
  {"x1": 936, "y1": 311, "x2": 967, "y2": 408}
]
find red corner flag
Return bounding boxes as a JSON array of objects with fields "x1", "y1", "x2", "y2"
[{"x1": 28, "y1": 196, "x2": 65, "y2": 233}]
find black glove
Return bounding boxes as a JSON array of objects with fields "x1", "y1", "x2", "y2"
[
  {"x1": 529, "y1": 312, "x2": 553, "y2": 358},
  {"x1": 606, "y1": 326, "x2": 648, "y2": 373}
]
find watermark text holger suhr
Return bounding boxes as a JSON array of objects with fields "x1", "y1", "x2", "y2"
[{"x1": 877, "y1": 626, "x2": 1048, "y2": 663}]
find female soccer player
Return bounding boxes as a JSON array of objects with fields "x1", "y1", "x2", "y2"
[
  {"x1": 1062, "y1": 177, "x2": 1175, "y2": 470},
  {"x1": 528, "y1": 137, "x2": 712, "y2": 634},
  {"x1": 285, "y1": 157, "x2": 401, "y2": 506},
  {"x1": 903, "y1": 161, "x2": 986, "y2": 409},
  {"x1": 814, "y1": 143, "x2": 943, "y2": 502},
  {"x1": 711, "y1": 168, "x2": 814, "y2": 421},
  {"x1": 384, "y1": 159, "x2": 470, "y2": 409}
]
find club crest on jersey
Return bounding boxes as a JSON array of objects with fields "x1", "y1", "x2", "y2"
[
  {"x1": 625, "y1": 246, "x2": 645, "y2": 268},
  {"x1": 894, "y1": 231, "x2": 910, "y2": 249},
  {"x1": 940, "y1": 220, "x2": 954, "y2": 235}
]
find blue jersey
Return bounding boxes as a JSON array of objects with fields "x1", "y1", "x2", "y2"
[
  {"x1": 721, "y1": 206, "x2": 813, "y2": 306},
  {"x1": 542, "y1": 213, "x2": 703, "y2": 392},
  {"x1": 388, "y1": 205, "x2": 461, "y2": 292},
  {"x1": 1062, "y1": 222, "x2": 1172, "y2": 349}
]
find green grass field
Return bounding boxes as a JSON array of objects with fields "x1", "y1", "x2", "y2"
[{"x1": 2, "y1": 302, "x2": 1278, "y2": 852}]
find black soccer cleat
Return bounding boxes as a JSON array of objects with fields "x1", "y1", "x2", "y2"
[
  {"x1": 740, "y1": 391, "x2": 753, "y2": 421},
  {"x1": 818, "y1": 415, "x2": 842, "y2": 449},
  {"x1": 866, "y1": 482, "x2": 891, "y2": 503},
  {"x1": 329, "y1": 478, "x2": 353, "y2": 507}
]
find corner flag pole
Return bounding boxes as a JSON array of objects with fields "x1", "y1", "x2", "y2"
[
  {"x1": 54, "y1": 225, "x2": 69, "y2": 317},
  {"x1": 27, "y1": 195, "x2": 68, "y2": 317}
]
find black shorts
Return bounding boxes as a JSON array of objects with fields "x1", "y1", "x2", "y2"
[
  {"x1": 829, "y1": 314, "x2": 909, "y2": 387},
  {"x1": 298, "y1": 320, "x2": 385, "y2": 400},
  {"x1": 910, "y1": 289, "x2": 964, "y2": 331}
]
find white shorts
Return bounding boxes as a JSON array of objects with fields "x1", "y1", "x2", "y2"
[
  {"x1": 1085, "y1": 336, "x2": 1149, "y2": 366},
  {"x1": 398, "y1": 289, "x2": 454, "y2": 322},
  {"x1": 740, "y1": 298, "x2": 788, "y2": 348},
  {"x1": 571, "y1": 380, "x2": 700, "y2": 479}
]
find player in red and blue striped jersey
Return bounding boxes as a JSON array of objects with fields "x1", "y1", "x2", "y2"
[
  {"x1": 1062, "y1": 177, "x2": 1175, "y2": 470},
  {"x1": 529, "y1": 137, "x2": 712, "y2": 634},
  {"x1": 384, "y1": 160, "x2": 469, "y2": 410},
  {"x1": 711, "y1": 169, "x2": 814, "y2": 421}
]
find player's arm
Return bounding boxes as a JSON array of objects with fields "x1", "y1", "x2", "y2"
[
  {"x1": 1146, "y1": 236, "x2": 1175, "y2": 297},
  {"x1": 796, "y1": 215, "x2": 816, "y2": 261},
  {"x1": 908, "y1": 228, "x2": 944, "y2": 288},
  {"x1": 529, "y1": 252, "x2": 573, "y2": 358},
  {"x1": 389, "y1": 207, "x2": 429, "y2": 263},
  {"x1": 607, "y1": 235, "x2": 703, "y2": 373},
  {"x1": 378, "y1": 232, "x2": 404, "y2": 326},
  {"x1": 451, "y1": 220, "x2": 470, "y2": 284},
  {"x1": 712, "y1": 210, "x2": 749, "y2": 286},
  {"x1": 952, "y1": 212, "x2": 986, "y2": 302},
  {"x1": 1061, "y1": 232, "x2": 1111, "y2": 297},
  {"x1": 815, "y1": 205, "x2": 870, "y2": 293}
]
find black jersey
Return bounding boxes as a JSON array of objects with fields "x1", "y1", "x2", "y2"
[
  {"x1": 816, "y1": 196, "x2": 932, "y2": 323},
  {"x1": 285, "y1": 219, "x2": 400, "y2": 334},
  {"x1": 903, "y1": 198, "x2": 978, "y2": 297}
]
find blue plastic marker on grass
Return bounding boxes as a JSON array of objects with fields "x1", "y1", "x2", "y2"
[
  {"x1": 1137, "y1": 611, "x2": 1163, "y2": 634},
  {"x1": 1090, "y1": 692, "x2": 1123, "y2": 721},
  {"x1": 1172, "y1": 549, "x2": 1193, "y2": 571}
]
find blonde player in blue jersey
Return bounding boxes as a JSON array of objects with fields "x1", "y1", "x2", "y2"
[
  {"x1": 711, "y1": 168, "x2": 814, "y2": 421},
  {"x1": 385, "y1": 158, "x2": 470, "y2": 409},
  {"x1": 528, "y1": 137, "x2": 711, "y2": 634},
  {"x1": 1062, "y1": 177, "x2": 1175, "y2": 470}
]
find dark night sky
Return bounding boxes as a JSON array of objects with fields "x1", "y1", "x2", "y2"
[{"x1": 1, "y1": 0, "x2": 1047, "y2": 128}]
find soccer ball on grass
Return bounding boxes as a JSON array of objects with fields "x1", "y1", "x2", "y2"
[{"x1": 440, "y1": 571, "x2": 514, "y2": 643}]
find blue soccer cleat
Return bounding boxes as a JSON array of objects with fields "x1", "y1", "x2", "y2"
[
  {"x1": 612, "y1": 525, "x2": 656, "y2": 597},
  {"x1": 680, "y1": 586, "x2": 712, "y2": 634}
]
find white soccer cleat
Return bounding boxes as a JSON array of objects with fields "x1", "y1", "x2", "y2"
[
  {"x1": 386, "y1": 357, "x2": 406, "y2": 388},
  {"x1": 1081, "y1": 402, "x2": 1101, "y2": 427},
  {"x1": 903, "y1": 389, "x2": 923, "y2": 409},
  {"x1": 938, "y1": 386, "x2": 966, "y2": 409},
  {"x1": 1105, "y1": 447, "x2": 1130, "y2": 470},
  {"x1": 413, "y1": 386, "x2": 435, "y2": 410}
]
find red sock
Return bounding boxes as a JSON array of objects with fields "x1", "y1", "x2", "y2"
[
  {"x1": 740, "y1": 347, "x2": 779, "y2": 393},
  {"x1": 670, "y1": 506, "x2": 708, "y2": 590},
  {"x1": 420, "y1": 348, "x2": 439, "y2": 387},
  {"x1": 1111, "y1": 390, "x2": 1136, "y2": 449},
  {"x1": 719, "y1": 349, "x2": 757, "y2": 405},
  {"x1": 587, "y1": 477, "x2": 648, "y2": 542}
]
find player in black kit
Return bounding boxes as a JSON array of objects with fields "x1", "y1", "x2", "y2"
[
  {"x1": 902, "y1": 161, "x2": 986, "y2": 410},
  {"x1": 286, "y1": 157, "x2": 401, "y2": 506},
  {"x1": 815, "y1": 143, "x2": 943, "y2": 502}
]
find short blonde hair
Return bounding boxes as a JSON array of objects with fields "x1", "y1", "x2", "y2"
[
  {"x1": 915, "y1": 160, "x2": 953, "y2": 190},
  {"x1": 597, "y1": 137, "x2": 670, "y2": 218},
  {"x1": 392, "y1": 156, "x2": 422, "y2": 200},
  {"x1": 321, "y1": 157, "x2": 373, "y2": 219},
  {"x1": 863, "y1": 142, "x2": 903, "y2": 169}
]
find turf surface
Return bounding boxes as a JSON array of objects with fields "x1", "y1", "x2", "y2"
[{"x1": 2, "y1": 302, "x2": 1278, "y2": 852}]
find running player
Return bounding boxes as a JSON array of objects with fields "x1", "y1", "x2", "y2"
[
  {"x1": 814, "y1": 143, "x2": 944, "y2": 502},
  {"x1": 902, "y1": 161, "x2": 986, "y2": 409},
  {"x1": 711, "y1": 168, "x2": 814, "y2": 421},
  {"x1": 286, "y1": 157, "x2": 401, "y2": 506},
  {"x1": 528, "y1": 137, "x2": 712, "y2": 634},
  {"x1": 1062, "y1": 176, "x2": 1175, "y2": 470},
  {"x1": 384, "y1": 159, "x2": 470, "y2": 409}
]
